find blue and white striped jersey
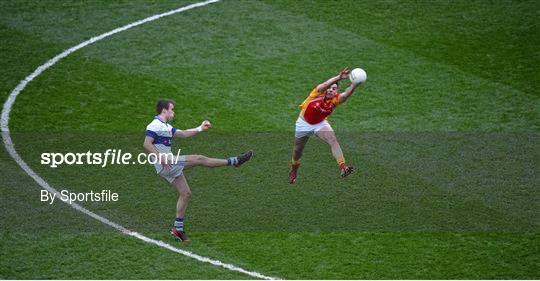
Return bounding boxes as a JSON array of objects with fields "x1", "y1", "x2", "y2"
[{"x1": 145, "y1": 116, "x2": 178, "y2": 173}]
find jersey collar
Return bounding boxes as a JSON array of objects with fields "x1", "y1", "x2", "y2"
[{"x1": 154, "y1": 115, "x2": 167, "y2": 124}]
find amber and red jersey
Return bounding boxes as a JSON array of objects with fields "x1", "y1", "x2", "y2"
[{"x1": 299, "y1": 88, "x2": 340, "y2": 124}]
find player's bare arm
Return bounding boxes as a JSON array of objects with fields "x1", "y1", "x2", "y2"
[
  {"x1": 143, "y1": 135, "x2": 171, "y2": 170},
  {"x1": 143, "y1": 136, "x2": 159, "y2": 155},
  {"x1": 338, "y1": 82, "x2": 360, "y2": 104},
  {"x1": 316, "y1": 67, "x2": 350, "y2": 93},
  {"x1": 173, "y1": 120, "x2": 212, "y2": 139}
]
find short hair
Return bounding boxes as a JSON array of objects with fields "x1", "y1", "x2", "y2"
[{"x1": 156, "y1": 99, "x2": 176, "y2": 115}]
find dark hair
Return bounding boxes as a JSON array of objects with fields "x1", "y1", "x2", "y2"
[{"x1": 156, "y1": 99, "x2": 176, "y2": 115}]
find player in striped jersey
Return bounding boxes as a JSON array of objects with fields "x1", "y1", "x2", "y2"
[
  {"x1": 289, "y1": 68, "x2": 362, "y2": 184},
  {"x1": 144, "y1": 99, "x2": 253, "y2": 242}
]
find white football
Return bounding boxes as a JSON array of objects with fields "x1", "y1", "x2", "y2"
[{"x1": 349, "y1": 68, "x2": 367, "y2": 84}]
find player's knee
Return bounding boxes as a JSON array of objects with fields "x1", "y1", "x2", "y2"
[
  {"x1": 192, "y1": 154, "x2": 205, "y2": 163},
  {"x1": 196, "y1": 155, "x2": 211, "y2": 165},
  {"x1": 326, "y1": 135, "x2": 338, "y2": 145},
  {"x1": 181, "y1": 189, "x2": 192, "y2": 199}
]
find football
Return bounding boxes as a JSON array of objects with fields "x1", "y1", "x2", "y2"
[{"x1": 349, "y1": 68, "x2": 367, "y2": 84}]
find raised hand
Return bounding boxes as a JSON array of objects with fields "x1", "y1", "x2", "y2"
[
  {"x1": 201, "y1": 120, "x2": 212, "y2": 131},
  {"x1": 338, "y1": 67, "x2": 351, "y2": 79}
]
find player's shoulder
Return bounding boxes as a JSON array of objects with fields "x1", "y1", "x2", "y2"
[
  {"x1": 146, "y1": 117, "x2": 166, "y2": 131},
  {"x1": 307, "y1": 87, "x2": 324, "y2": 98},
  {"x1": 333, "y1": 92, "x2": 341, "y2": 105}
]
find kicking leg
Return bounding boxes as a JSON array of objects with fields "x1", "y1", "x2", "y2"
[
  {"x1": 184, "y1": 155, "x2": 227, "y2": 168},
  {"x1": 316, "y1": 126, "x2": 354, "y2": 177},
  {"x1": 183, "y1": 151, "x2": 253, "y2": 169}
]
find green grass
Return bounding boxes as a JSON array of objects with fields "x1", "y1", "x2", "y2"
[
  {"x1": 182, "y1": 232, "x2": 539, "y2": 279},
  {"x1": 264, "y1": 0, "x2": 540, "y2": 95},
  {"x1": 0, "y1": 232, "x2": 250, "y2": 279},
  {"x1": 1, "y1": 0, "x2": 538, "y2": 279}
]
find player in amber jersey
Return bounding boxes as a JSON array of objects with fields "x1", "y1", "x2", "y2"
[{"x1": 289, "y1": 68, "x2": 362, "y2": 184}]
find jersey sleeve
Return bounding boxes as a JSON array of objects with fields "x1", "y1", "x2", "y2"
[
  {"x1": 171, "y1": 127, "x2": 177, "y2": 135},
  {"x1": 309, "y1": 87, "x2": 322, "y2": 98},
  {"x1": 333, "y1": 93, "x2": 341, "y2": 106},
  {"x1": 300, "y1": 87, "x2": 324, "y2": 108},
  {"x1": 145, "y1": 123, "x2": 159, "y2": 139}
]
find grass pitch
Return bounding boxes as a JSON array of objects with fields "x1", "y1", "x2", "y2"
[{"x1": 1, "y1": 0, "x2": 538, "y2": 279}]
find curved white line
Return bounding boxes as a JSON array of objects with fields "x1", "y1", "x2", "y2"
[{"x1": 1, "y1": 1, "x2": 278, "y2": 280}]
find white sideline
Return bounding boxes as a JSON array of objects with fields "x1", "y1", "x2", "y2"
[{"x1": 0, "y1": 1, "x2": 278, "y2": 280}]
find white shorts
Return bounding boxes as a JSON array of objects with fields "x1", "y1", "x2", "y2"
[
  {"x1": 157, "y1": 155, "x2": 187, "y2": 183},
  {"x1": 295, "y1": 117, "x2": 331, "y2": 138}
]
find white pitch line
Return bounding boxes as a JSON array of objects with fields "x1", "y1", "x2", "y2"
[{"x1": 1, "y1": 1, "x2": 278, "y2": 280}]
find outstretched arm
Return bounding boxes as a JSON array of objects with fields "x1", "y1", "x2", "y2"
[
  {"x1": 173, "y1": 120, "x2": 212, "y2": 139},
  {"x1": 338, "y1": 82, "x2": 361, "y2": 104},
  {"x1": 316, "y1": 67, "x2": 350, "y2": 93}
]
